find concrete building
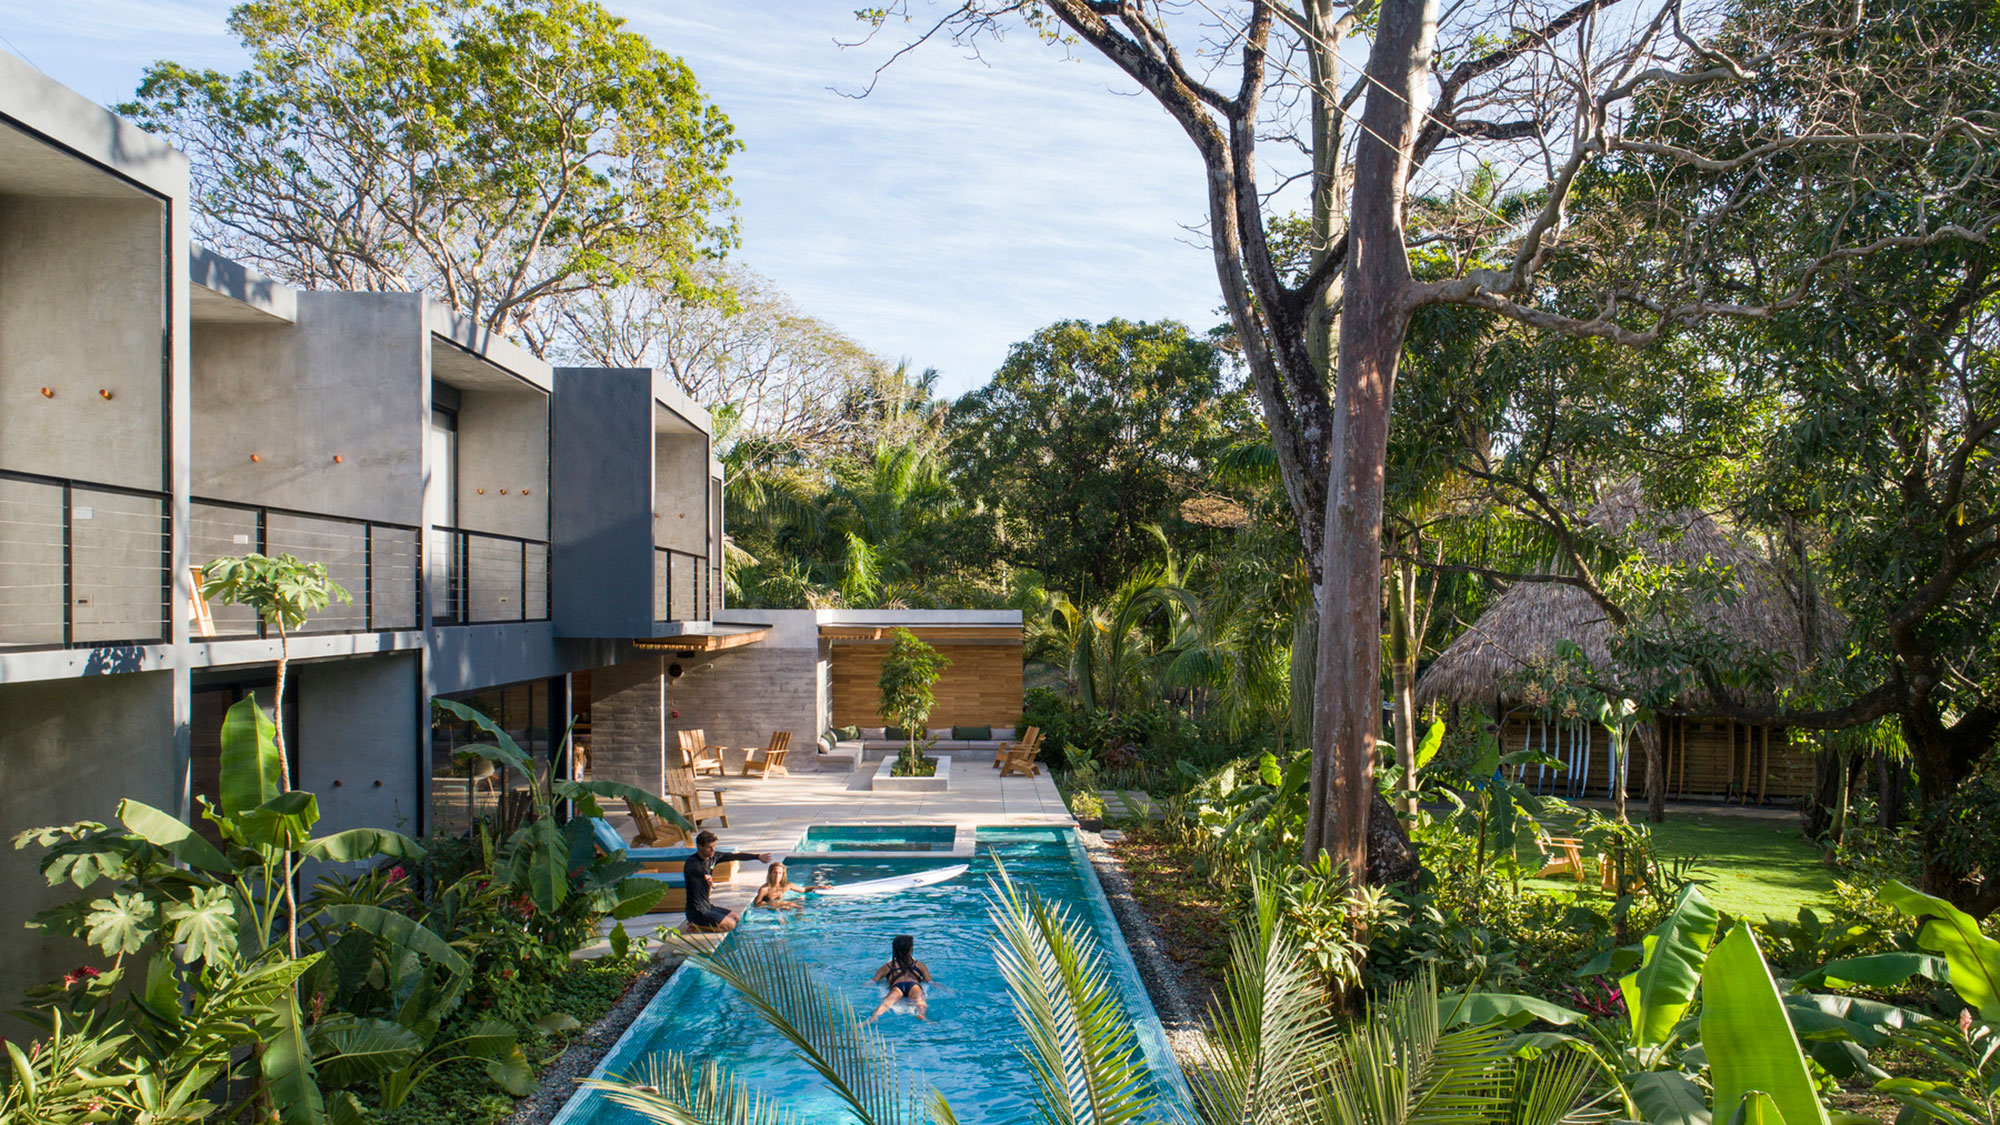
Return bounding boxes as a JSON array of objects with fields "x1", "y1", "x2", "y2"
[{"x1": 0, "y1": 54, "x2": 737, "y2": 989}]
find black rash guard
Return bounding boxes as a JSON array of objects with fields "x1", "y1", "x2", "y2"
[{"x1": 683, "y1": 850, "x2": 759, "y2": 919}]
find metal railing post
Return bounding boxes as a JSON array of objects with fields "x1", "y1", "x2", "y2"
[{"x1": 60, "y1": 480, "x2": 73, "y2": 648}]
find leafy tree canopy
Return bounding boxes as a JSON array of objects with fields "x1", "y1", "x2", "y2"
[
  {"x1": 950, "y1": 318, "x2": 1264, "y2": 598},
  {"x1": 122, "y1": 0, "x2": 739, "y2": 352}
]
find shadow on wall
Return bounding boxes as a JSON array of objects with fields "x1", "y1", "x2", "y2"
[{"x1": 84, "y1": 646, "x2": 147, "y2": 676}]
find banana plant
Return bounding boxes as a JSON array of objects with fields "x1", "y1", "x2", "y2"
[
  {"x1": 11, "y1": 694, "x2": 439, "y2": 1125},
  {"x1": 430, "y1": 698, "x2": 696, "y2": 918}
]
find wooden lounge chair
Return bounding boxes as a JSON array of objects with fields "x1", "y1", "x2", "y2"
[
  {"x1": 664, "y1": 757, "x2": 731, "y2": 830},
  {"x1": 741, "y1": 731, "x2": 792, "y2": 778},
  {"x1": 624, "y1": 798, "x2": 691, "y2": 847},
  {"x1": 993, "y1": 726, "x2": 1043, "y2": 769},
  {"x1": 679, "y1": 729, "x2": 726, "y2": 777},
  {"x1": 998, "y1": 736, "x2": 1045, "y2": 778},
  {"x1": 1535, "y1": 836, "x2": 1588, "y2": 882}
]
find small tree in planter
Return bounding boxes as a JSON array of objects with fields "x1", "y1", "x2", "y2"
[{"x1": 877, "y1": 628, "x2": 949, "y2": 777}]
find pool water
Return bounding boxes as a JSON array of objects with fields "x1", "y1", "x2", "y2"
[
  {"x1": 552, "y1": 827, "x2": 1187, "y2": 1125},
  {"x1": 793, "y1": 824, "x2": 959, "y2": 852}
]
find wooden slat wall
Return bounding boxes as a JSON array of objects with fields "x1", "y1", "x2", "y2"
[{"x1": 830, "y1": 643, "x2": 1024, "y2": 728}]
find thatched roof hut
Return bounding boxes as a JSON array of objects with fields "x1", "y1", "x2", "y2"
[{"x1": 1415, "y1": 481, "x2": 1817, "y2": 714}]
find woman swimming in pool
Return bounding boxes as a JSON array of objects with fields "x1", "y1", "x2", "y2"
[
  {"x1": 750, "y1": 863, "x2": 830, "y2": 910},
  {"x1": 865, "y1": 934, "x2": 931, "y2": 1022}
]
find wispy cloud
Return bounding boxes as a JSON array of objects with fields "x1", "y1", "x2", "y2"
[{"x1": 3, "y1": 0, "x2": 1226, "y2": 395}]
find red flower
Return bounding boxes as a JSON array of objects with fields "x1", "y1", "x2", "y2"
[{"x1": 387, "y1": 866, "x2": 407, "y2": 882}]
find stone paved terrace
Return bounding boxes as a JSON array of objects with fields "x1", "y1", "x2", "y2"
[{"x1": 581, "y1": 750, "x2": 1073, "y2": 954}]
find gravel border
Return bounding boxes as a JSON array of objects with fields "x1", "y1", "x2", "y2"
[
  {"x1": 506, "y1": 954, "x2": 682, "y2": 1125},
  {"x1": 1078, "y1": 829, "x2": 1213, "y2": 1071}
]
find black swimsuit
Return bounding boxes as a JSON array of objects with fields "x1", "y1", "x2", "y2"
[{"x1": 887, "y1": 963, "x2": 927, "y2": 995}]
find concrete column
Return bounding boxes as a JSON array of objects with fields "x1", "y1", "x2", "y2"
[{"x1": 590, "y1": 655, "x2": 665, "y2": 793}]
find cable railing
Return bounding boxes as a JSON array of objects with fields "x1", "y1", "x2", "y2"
[
  {"x1": 655, "y1": 546, "x2": 713, "y2": 622},
  {"x1": 433, "y1": 525, "x2": 550, "y2": 624},
  {"x1": 189, "y1": 499, "x2": 420, "y2": 636},
  {"x1": 0, "y1": 468, "x2": 170, "y2": 650}
]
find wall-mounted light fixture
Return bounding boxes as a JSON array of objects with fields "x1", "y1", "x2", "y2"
[
  {"x1": 250, "y1": 453, "x2": 261, "y2": 463},
  {"x1": 98, "y1": 389, "x2": 114, "y2": 400},
  {"x1": 333, "y1": 454, "x2": 344, "y2": 464},
  {"x1": 39, "y1": 387, "x2": 53, "y2": 398}
]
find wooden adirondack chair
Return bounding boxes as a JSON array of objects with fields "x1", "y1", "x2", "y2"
[
  {"x1": 679, "y1": 728, "x2": 725, "y2": 776},
  {"x1": 998, "y1": 734, "x2": 1046, "y2": 778},
  {"x1": 993, "y1": 726, "x2": 1043, "y2": 769},
  {"x1": 741, "y1": 732, "x2": 792, "y2": 778},
  {"x1": 625, "y1": 798, "x2": 691, "y2": 847},
  {"x1": 663, "y1": 757, "x2": 731, "y2": 829},
  {"x1": 1536, "y1": 836, "x2": 1588, "y2": 882}
]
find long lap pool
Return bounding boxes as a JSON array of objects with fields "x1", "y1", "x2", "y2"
[{"x1": 551, "y1": 826, "x2": 1187, "y2": 1125}]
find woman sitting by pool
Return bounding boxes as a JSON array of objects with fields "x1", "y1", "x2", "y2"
[
  {"x1": 865, "y1": 934, "x2": 932, "y2": 1022},
  {"x1": 750, "y1": 862, "x2": 830, "y2": 910}
]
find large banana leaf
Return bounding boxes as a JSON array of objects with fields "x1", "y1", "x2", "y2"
[
  {"x1": 116, "y1": 798, "x2": 229, "y2": 872},
  {"x1": 309, "y1": 1016, "x2": 424, "y2": 1086},
  {"x1": 1879, "y1": 881, "x2": 2000, "y2": 1022},
  {"x1": 300, "y1": 827, "x2": 427, "y2": 864},
  {"x1": 510, "y1": 816, "x2": 571, "y2": 913},
  {"x1": 1628, "y1": 1070, "x2": 1711, "y2": 1125},
  {"x1": 1623, "y1": 886, "x2": 1720, "y2": 1048},
  {"x1": 1700, "y1": 924, "x2": 1829, "y2": 1125},
  {"x1": 263, "y1": 989, "x2": 328, "y2": 1125},
  {"x1": 1797, "y1": 952, "x2": 1948, "y2": 992},
  {"x1": 1441, "y1": 992, "x2": 1588, "y2": 1030},
  {"x1": 313, "y1": 903, "x2": 468, "y2": 976},
  {"x1": 220, "y1": 693, "x2": 283, "y2": 816}
]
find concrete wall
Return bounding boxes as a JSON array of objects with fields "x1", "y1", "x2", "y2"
[
  {"x1": 0, "y1": 196, "x2": 166, "y2": 491},
  {"x1": 0, "y1": 672, "x2": 177, "y2": 998},
  {"x1": 551, "y1": 369, "x2": 654, "y2": 636},
  {"x1": 297, "y1": 653, "x2": 423, "y2": 837},
  {"x1": 589, "y1": 655, "x2": 666, "y2": 794},
  {"x1": 455, "y1": 389, "x2": 549, "y2": 541},
  {"x1": 190, "y1": 294, "x2": 426, "y2": 526},
  {"x1": 661, "y1": 645, "x2": 820, "y2": 766}
]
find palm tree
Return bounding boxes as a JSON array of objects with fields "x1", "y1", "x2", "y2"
[{"x1": 587, "y1": 868, "x2": 1609, "y2": 1125}]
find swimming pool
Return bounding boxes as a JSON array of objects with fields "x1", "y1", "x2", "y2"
[
  {"x1": 793, "y1": 823, "x2": 959, "y2": 853},
  {"x1": 551, "y1": 827, "x2": 1187, "y2": 1125}
]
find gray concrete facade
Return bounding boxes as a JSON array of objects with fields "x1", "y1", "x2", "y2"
[{"x1": 0, "y1": 57, "x2": 728, "y2": 997}]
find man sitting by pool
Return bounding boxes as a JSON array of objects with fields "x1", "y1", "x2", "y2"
[{"x1": 683, "y1": 830, "x2": 774, "y2": 933}]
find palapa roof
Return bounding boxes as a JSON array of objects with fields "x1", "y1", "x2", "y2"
[{"x1": 1414, "y1": 482, "x2": 1820, "y2": 714}]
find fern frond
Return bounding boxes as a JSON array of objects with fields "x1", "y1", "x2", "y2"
[
  {"x1": 584, "y1": 1052, "x2": 797, "y2": 1125},
  {"x1": 987, "y1": 868, "x2": 1159, "y2": 1125}
]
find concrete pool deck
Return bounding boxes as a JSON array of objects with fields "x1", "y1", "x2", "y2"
[{"x1": 579, "y1": 751, "x2": 1074, "y2": 954}]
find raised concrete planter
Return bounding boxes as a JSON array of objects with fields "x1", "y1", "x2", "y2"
[{"x1": 871, "y1": 754, "x2": 951, "y2": 792}]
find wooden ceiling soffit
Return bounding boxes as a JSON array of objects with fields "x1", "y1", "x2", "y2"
[
  {"x1": 818, "y1": 625, "x2": 1024, "y2": 643},
  {"x1": 633, "y1": 628, "x2": 770, "y2": 653}
]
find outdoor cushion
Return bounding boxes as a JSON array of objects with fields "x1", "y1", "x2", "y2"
[
  {"x1": 952, "y1": 725, "x2": 992, "y2": 741},
  {"x1": 993, "y1": 727, "x2": 1018, "y2": 740},
  {"x1": 587, "y1": 816, "x2": 627, "y2": 855},
  {"x1": 860, "y1": 727, "x2": 886, "y2": 740},
  {"x1": 630, "y1": 871, "x2": 687, "y2": 888},
  {"x1": 885, "y1": 727, "x2": 910, "y2": 742},
  {"x1": 928, "y1": 727, "x2": 952, "y2": 740},
  {"x1": 818, "y1": 732, "x2": 836, "y2": 753},
  {"x1": 835, "y1": 725, "x2": 861, "y2": 740}
]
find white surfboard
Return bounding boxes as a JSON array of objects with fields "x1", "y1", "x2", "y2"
[{"x1": 813, "y1": 864, "x2": 969, "y2": 897}]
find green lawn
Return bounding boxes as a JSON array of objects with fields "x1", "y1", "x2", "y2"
[{"x1": 1524, "y1": 809, "x2": 1834, "y2": 920}]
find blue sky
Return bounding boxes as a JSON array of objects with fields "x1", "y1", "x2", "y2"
[{"x1": 0, "y1": 1, "x2": 1226, "y2": 396}]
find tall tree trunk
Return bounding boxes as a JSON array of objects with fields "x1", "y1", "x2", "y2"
[
  {"x1": 1875, "y1": 751, "x2": 1905, "y2": 830},
  {"x1": 1639, "y1": 719, "x2": 1665, "y2": 823},
  {"x1": 1388, "y1": 555, "x2": 1419, "y2": 819},
  {"x1": 1303, "y1": 0, "x2": 1432, "y2": 886}
]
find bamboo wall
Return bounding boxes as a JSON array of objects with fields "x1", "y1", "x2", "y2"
[
  {"x1": 829, "y1": 642, "x2": 1024, "y2": 729},
  {"x1": 1497, "y1": 713, "x2": 1815, "y2": 803}
]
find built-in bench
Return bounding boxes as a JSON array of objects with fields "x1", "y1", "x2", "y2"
[{"x1": 816, "y1": 728, "x2": 1023, "y2": 771}]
